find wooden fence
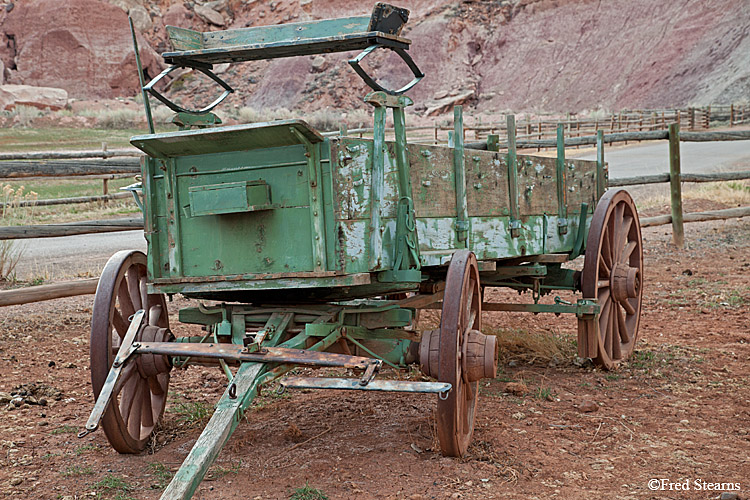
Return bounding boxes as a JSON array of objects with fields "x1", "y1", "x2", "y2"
[
  {"x1": 0, "y1": 112, "x2": 748, "y2": 305},
  {"x1": 327, "y1": 103, "x2": 750, "y2": 147}
]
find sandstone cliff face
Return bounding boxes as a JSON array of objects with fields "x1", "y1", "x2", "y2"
[
  {"x1": 0, "y1": 0, "x2": 748, "y2": 111},
  {"x1": 0, "y1": 0, "x2": 162, "y2": 98}
]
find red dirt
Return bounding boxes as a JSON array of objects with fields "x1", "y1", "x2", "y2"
[{"x1": 0, "y1": 217, "x2": 748, "y2": 499}]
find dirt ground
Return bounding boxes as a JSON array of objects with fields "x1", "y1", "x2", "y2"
[{"x1": 0, "y1": 217, "x2": 747, "y2": 500}]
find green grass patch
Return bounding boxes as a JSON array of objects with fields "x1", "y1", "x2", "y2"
[
  {"x1": 62, "y1": 465, "x2": 94, "y2": 477},
  {"x1": 290, "y1": 483, "x2": 328, "y2": 500},
  {"x1": 93, "y1": 474, "x2": 135, "y2": 500},
  {"x1": 73, "y1": 443, "x2": 98, "y2": 456},
  {"x1": 147, "y1": 462, "x2": 173, "y2": 490},
  {"x1": 170, "y1": 401, "x2": 212, "y2": 427},
  {"x1": 50, "y1": 425, "x2": 78, "y2": 435}
]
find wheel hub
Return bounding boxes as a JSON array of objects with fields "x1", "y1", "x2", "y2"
[
  {"x1": 135, "y1": 325, "x2": 174, "y2": 378},
  {"x1": 611, "y1": 263, "x2": 639, "y2": 303}
]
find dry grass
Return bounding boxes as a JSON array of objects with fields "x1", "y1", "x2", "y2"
[
  {"x1": 486, "y1": 326, "x2": 576, "y2": 365},
  {"x1": 636, "y1": 179, "x2": 750, "y2": 211}
]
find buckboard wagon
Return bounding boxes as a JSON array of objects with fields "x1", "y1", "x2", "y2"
[{"x1": 81, "y1": 4, "x2": 643, "y2": 499}]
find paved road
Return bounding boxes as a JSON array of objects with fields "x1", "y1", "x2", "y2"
[
  {"x1": 572, "y1": 139, "x2": 750, "y2": 178},
  {"x1": 15, "y1": 230, "x2": 146, "y2": 281},
  {"x1": 12, "y1": 140, "x2": 750, "y2": 281}
]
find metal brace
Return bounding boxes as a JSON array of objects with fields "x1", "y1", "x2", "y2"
[
  {"x1": 80, "y1": 310, "x2": 145, "y2": 438},
  {"x1": 359, "y1": 359, "x2": 382, "y2": 386},
  {"x1": 349, "y1": 44, "x2": 424, "y2": 96}
]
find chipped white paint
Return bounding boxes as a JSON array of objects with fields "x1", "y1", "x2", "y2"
[{"x1": 336, "y1": 145, "x2": 371, "y2": 220}]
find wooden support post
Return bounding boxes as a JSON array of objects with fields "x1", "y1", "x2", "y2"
[
  {"x1": 369, "y1": 104, "x2": 386, "y2": 269},
  {"x1": 668, "y1": 123, "x2": 684, "y2": 248},
  {"x1": 730, "y1": 104, "x2": 734, "y2": 126},
  {"x1": 556, "y1": 124, "x2": 568, "y2": 234},
  {"x1": 506, "y1": 115, "x2": 521, "y2": 238},
  {"x1": 453, "y1": 106, "x2": 469, "y2": 245},
  {"x1": 596, "y1": 130, "x2": 606, "y2": 200},
  {"x1": 537, "y1": 120, "x2": 542, "y2": 152}
]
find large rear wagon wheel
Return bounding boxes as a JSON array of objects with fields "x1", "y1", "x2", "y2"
[
  {"x1": 436, "y1": 250, "x2": 482, "y2": 457},
  {"x1": 90, "y1": 250, "x2": 172, "y2": 453},
  {"x1": 581, "y1": 189, "x2": 644, "y2": 369}
]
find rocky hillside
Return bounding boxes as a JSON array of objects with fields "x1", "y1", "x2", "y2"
[{"x1": 1, "y1": 0, "x2": 748, "y2": 115}]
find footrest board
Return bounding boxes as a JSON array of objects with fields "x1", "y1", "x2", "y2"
[{"x1": 282, "y1": 377, "x2": 451, "y2": 394}]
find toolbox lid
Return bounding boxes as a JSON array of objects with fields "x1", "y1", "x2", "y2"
[{"x1": 130, "y1": 120, "x2": 324, "y2": 158}]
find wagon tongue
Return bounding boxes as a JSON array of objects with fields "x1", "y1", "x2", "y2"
[{"x1": 281, "y1": 377, "x2": 452, "y2": 396}]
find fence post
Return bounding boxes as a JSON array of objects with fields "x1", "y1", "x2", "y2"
[
  {"x1": 101, "y1": 142, "x2": 109, "y2": 201},
  {"x1": 668, "y1": 123, "x2": 684, "y2": 248}
]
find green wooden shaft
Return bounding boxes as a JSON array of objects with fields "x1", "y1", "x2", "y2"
[
  {"x1": 129, "y1": 17, "x2": 154, "y2": 134},
  {"x1": 556, "y1": 124, "x2": 568, "y2": 234},
  {"x1": 668, "y1": 123, "x2": 685, "y2": 248},
  {"x1": 369, "y1": 106, "x2": 386, "y2": 269},
  {"x1": 506, "y1": 115, "x2": 520, "y2": 237},
  {"x1": 159, "y1": 362, "x2": 264, "y2": 500},
  {"x1": 392, "y1": 106, "x2": 411, "y2": 199},
  {"x1": 290, "y1": 127, "x2": 326, "y2": 271},
  {"x1": 486, "y1": 134, "x2": 500, "y2": 152},
  {"x1": 596, "y1": 130, "x2": 606, "y2": 199},
  {"x1": 453, "y1": 105, "x2": 469, "y2": 244},
  {"x1": 165, "y1": 159, "x2": 184, "y2": 275}
]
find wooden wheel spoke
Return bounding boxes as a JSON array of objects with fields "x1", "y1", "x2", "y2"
[
  {"x1": 141, "y1": 388, "x2": 154, "y2": 429},
  {"x1": 119, "y1": 373, "x2": 139, "y2": 419},
  {"x1": 597, "y1": 280, "x2": 609, "y2": 289},
  {"x1": 611, "y1": 305, "x2": 622, "y2": 360},
  {"x1": 117, "y1": 279, "x2": 135, "y2": 319},
  {"x1": 465, "y1": 280, "x2": 476, "y2": 330},
  {"x1": 598, "y1": 287, "x2": 610, "y2": 306},
  {"x1": 147, "y1": 375, "x2": 166, "y2": 397},
  {"x1": 622, "y1": 240, "x2": 637, "y2": 262},
  {"x1": 616, "y1": 304, "x2": 630, "y2": 344},
  {"x1": 617, "y1": 216, "x2": 633, "y2": 263},
  {"x1": 127, "y1": 381, "x2": 145, "y2": 438},
  {"x1": 126, "y1": 269, "x2": 142, "y2": 312},
  {"x1": 600, "y1": 299, "x2": 612, "y2": 356},
  {"x1": 622, "y1": 298, "x2": 636, "y2": 316},
  {"x1": 112, "y1": 363, "x2": 137, "y2": 397},
  {"x1": 136, "y1": 268, "x2": 149, "y2": 324},
  {"x1": 112, "y1": 309, "x2": 129, "y2": 339},
  {"x1": 600, "y1": 226, "x2": 613, "y2": 272}
]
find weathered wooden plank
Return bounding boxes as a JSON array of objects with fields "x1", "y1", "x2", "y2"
[
  {"x1": 609, "y1": 174, "x2": 670, "y2": 187},
  {"x1": 0, "y1": 218, "x2": 143, "y2": 239},
  {"x1": 0, "y1": 278, "x2": 99, "y2": 306},
  {"x1": 165, "y1": 26, "x2": 203, "y2": 51},
  {"x1": 201, "y1": 16, "x2": 371, "y2": 48},
  {"x1": 0, "y1": 150, "x2": 140, "y2": 160},
  {"x1": 164, "y1": 33, "x2": 409, "y2": 66},
  {"x1": 610, "y1": 170, "x2": 750, "y2": 187},
  {"x1": 641, "y1": 206, "x2": 750, "y2": 227},
  {"x1": 0, "y1": 192, "x2": 131, "y2": 208},
  {"x1": 0, "y1": 159, "x2": 141, "y2": 177},
  {"x1": 160, "y1": 362, "x2": 264, "y2": 500}
]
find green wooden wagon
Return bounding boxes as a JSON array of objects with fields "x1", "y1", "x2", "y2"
[{"x1": 82, "y1": 4, "x2": 644, "y2": 499}]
